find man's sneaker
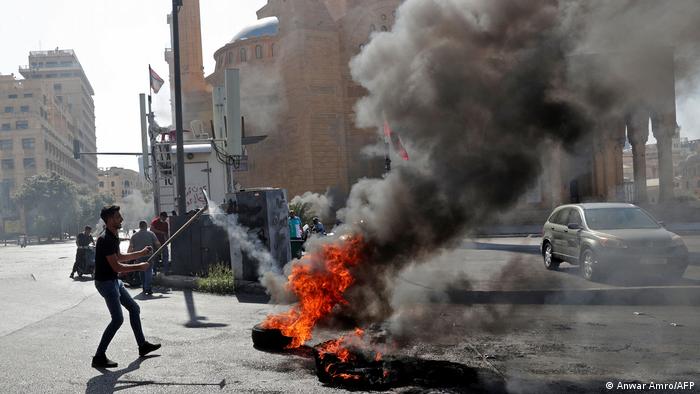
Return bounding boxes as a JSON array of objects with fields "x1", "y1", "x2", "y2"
[
  {"x1": 139, "y1": 341, "x2": 161, "y2": 357},
  {"x1": 92, "y1": 355, "x2": 118, "y2": 368}
]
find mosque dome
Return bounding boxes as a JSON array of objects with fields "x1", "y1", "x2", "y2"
[{"x1": 230, "y1": 17, "x2": 279, "y2": 43}]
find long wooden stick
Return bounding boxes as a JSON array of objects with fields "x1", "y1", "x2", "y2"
[{"x1": 147, "y1": 189, "x2": 210, "y2": 264}]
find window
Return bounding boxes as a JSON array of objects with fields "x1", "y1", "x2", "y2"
[
  {"x1": 381, "y1": 25, "x2": 388, "y2": 31},
  {"x1": 4, "y1": 106, "x2": 13, "y2": 113},
  {"x1": 20, "y1": 106, "x2": 29, "y2": 113},
  {"x1": 99, "y1": 181, "x2": 104, "y2": 188},
  {"x1": 111, "y1": 181, "x2": 115, "y2": 187},
  {"x1": 22, "y1": 138, "x2": 35, "y2": 149},
  {"x1": 124, "y1": 180, "x2": 130, "y2": 187},
  {"x1": 16, "y1": 121, "x2": 28, "y2": 129},
  {"x1": 1, "y1": 159, "x2": 14, "y2": 170},
  {"x1": 23, "y1": 93, "x2": 33, "y2": 98},
  {"x1": 550, "y1": 208, "x2": 569, "y2": 225},
  {"x1": 240, "y1": 47, "x2": 247, "y2": 62},
  {"x1": 256, "y1": 45, "x2": 263, "y2": 59},
  {"x1": 568, "y1": 209, "x2": 583, "y2": 226},
  {"x1": 226, "y1": 51, "x2": 232, "y2": 65},
  {"x1": 54, "y1": 83, "x2": 62, "y2": 91},
  {"x1": 8, "y1": 94, "x2": 17, "y2": 99},
  {"x1": 270, "y1": 44, "x2": 275, "y2": 57},
  {"x1": 0, "y1": 140, "x2": 12, "y2": 151},
  {"x1": 381, "y1": 14, "x2": 387, "y2": 21},
  {"x1": 23, "y1": 158, "x2": 36, "y2": 169},
  {"x1": 1, "y1": 124, "x2": 10, "y2": 131}
]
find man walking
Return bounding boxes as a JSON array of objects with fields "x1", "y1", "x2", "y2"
[
  {"x1": 92, "y1": 205, "x2": 160, "y2": 369},
  {"x1": 128, "y1": 221, "x2": 160, "y2": 295},
  {"x1": 150, "y1": 212, "x2": 170, "y2": 274},
  {"x1": 70, "y1": 225, "x2": 94, "y2": 279}
]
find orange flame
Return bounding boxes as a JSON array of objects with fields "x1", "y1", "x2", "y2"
[{"x1": 261, "y1": 235, "x2": 366, "y2": 348}]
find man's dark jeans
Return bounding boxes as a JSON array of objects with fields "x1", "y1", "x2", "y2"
[{"x1": 94, "y1": 279, "x2": 145, "y2": 356}]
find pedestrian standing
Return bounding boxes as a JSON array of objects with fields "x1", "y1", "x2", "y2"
[
  {"x1": 150, "y1": 212, "x2": 170, "y2": 275},
  {"x1": 70, "y1": 226, "x2": 94, "y2": 279},
  {"x1": 288, "y1": 210, "x2": 304, "y2": 259},
  {"x1": 92, "y1": 205, "x2": 160, "y2": 369},
  {"x1": 128, "y1": 221, "x2": 160, "y2": 295}
]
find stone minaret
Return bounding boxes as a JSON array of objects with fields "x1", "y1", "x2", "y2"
[{"x1": 166, "y1": 0, "x2": 212, "y2": 130}]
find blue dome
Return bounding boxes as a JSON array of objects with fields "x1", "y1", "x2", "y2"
[{"x1": 231, "y1": 17, "x2": 279, "y2": 43}]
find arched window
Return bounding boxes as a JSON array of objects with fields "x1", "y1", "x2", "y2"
[
  {"x1": 270, "y1": 44, "x2": 275, "y2": 57},
  {"x1": 381, "y1": 14, "x2": 387, "y2": 21},
  {"x1": 255, "y1": 45, "x2": 263, "y2": 59},
  {"x1": 240, "y1": 47, "x2": 247, "y2": 62},
  {"x1": 226, "y1": 51, "x2": 232, "y2": 65},
  {"x1": 381, "y1": 25, "x2": 388, "y2": 31}
]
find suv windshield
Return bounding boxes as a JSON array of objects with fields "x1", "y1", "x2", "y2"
[{"x1": 584, "y1": 208, "x2": 660, "y2": 230}]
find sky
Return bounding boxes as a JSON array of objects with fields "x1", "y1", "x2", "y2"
[
  {"x1": 1, "y1": 1, "x2": 698, "y2": 172},
  {"x1": 0, "y1": 0, "x2": 266, "y2": 171}
]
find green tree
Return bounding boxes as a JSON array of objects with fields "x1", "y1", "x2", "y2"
[{"x1": 13, "y1": 173, "x2": 78, "y2": 240}]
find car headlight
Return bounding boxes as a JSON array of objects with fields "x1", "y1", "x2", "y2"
[
  {"x1": 672, "y1": 235, "x2": 686, "y2": 247},
  {"x1": 599, "y1": 237, "x2": 627, "y2": 248}
]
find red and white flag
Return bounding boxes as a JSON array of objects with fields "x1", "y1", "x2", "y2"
[
  {"x1": 149, "y1": 65, "x2": 165, "y2": 94},
  {"x1": 383, "y1": 121, "x2": 409, "y2": 161}
]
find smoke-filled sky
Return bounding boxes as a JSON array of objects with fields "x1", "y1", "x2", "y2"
[
  {"x1": 0, "y1": 0, "x2": 266, "y2": 171},
  {"x1": 0, "y1": 1, "x2": 699, "y2": 174}
]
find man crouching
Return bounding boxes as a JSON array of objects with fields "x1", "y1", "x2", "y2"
[{"x1": 92, "y1": 205, "x2": 161, "y2": 369}]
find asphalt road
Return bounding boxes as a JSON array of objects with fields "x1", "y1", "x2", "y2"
[{"x1": 1, "y1": 240, "x2": 699, "y2": 393}]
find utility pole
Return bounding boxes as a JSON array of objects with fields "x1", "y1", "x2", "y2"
[{"x1": 172, "y1": 0, "x2": 187, "y2": 215}]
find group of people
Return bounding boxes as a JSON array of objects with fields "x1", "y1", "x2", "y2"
[
  {"x1": 288, "y1": 210, "x2": 326, "y2": 258},
  {"x1": 70, "y1": 211, "x2": 172, "y2": 295}
]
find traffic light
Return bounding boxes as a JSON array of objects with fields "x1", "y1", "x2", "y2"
[{"x1": 73, "y1": 139, "x2": 80, "y2": 159}]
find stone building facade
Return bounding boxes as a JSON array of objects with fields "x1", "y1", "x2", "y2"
[
  {"x1": 204, "y1": 0, "x2": 401, "y2": 200},
  {"x1": 97, "y1": 167, "x2": 145, "y2": 203},
  {"x1": 0, "y1": 50, "x2": 97, "y2": 234}
]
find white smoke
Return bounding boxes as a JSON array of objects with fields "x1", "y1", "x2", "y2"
[
  {"x1": 119, "y1": 190, "x2": 154, "y2": 233},
  {"x1": 208, "y1": 202, "x2": 291, "y2": 301},
  {"x1": 290, "y1": 191, "x2": 334, "y2": 222}
]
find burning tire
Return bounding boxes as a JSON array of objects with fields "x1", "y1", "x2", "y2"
[{"x1": 251, "y1": 324, "x2": 293, "y2": 351}]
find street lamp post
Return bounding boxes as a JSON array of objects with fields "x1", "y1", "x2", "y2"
[{"x1": 172, "y1": 0, "x2": 187, "y2": 215}]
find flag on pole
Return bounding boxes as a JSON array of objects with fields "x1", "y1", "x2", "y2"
[
  {"x1": 149, "y1": 65, "x2": 165, "y2": 94},
  {"x1": 383, "y1": 120, "x2": 409, "y2": 161}
]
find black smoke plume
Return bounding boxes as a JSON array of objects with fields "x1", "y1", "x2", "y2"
[{"x1": 273, "y1": 0, "x2": 700, "y2": 325}]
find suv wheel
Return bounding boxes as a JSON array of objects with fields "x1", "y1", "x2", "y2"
[
  {"x1": 581, "y1": 249, "x2": 604, "y2": 282},
  {"x1": 543, "y1": 242, "x2": 561, "y2": 270}
]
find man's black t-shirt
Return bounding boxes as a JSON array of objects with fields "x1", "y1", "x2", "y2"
[{"x1": 95, "y1": 229, "x2": 120, "y2": 281}]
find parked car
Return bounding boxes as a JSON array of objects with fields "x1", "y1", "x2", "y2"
[{"x1": 541, "y1": 203, "x2": 688, "y2": 281}]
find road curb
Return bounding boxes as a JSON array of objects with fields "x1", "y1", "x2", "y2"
[
  {"x1": 153, "y1": 274, "x2": 269, "y2": 295},
  {"x1": 154, "y1": 274, "x2": 198, "y2": 290},
  {"x1": 445, "y1": 286, "x2": 700, "y2": 305}
]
